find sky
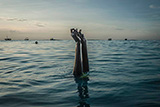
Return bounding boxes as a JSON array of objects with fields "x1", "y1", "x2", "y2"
[{"x1": 0, "y1": 0, "x2": 160, "y2": 40}]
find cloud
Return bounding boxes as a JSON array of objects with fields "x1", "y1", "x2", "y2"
[
  {"x1": 0, "y1": 16, "x2": 46, "y2": 28},
  {"x1": 149, "y1": 5, "x2": 160, "y2": 9},
  {"x1": 36, "y1": 23, "x2": 45, "y2": 27},
  {"x1": 17, "y1": 19, "x2": 27, "y2": 22},
  {"x1": 7, "y1": 18, "x2": 18, "y2": 21},
  {"x1": 7, "y1": 18, "x2": 27, "y2": 22},
  {"x1": 0, "y1": 17, "x2": 27, "y2": 22}
]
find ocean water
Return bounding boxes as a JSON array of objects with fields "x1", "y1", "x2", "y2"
[{"x1": 0, "y1": 40, "x2": 160, "y2": 107}]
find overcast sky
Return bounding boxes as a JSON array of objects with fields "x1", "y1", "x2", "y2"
[{"x1": 0, "y1": 0, "x2": 160, "y2": 40}]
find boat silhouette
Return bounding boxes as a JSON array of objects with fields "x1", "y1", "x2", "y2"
[
  {"x1": 5, "y1": 36, "x2": 12, "y2": 41},
  {"x1": 108, "y1": 38, "x2": 112, "y2": 41},
  {"x1": 50, "y1": 38, "x2": 55, "y2": 40},
  {"x1": 24, "y1": 37, "x2": 29, "y2": 40}
]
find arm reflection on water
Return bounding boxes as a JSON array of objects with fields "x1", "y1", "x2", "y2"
[{"x1": 75, "y1": 77, "x2": 90, "y2": 107}]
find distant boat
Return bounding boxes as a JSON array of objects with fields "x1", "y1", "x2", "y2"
[
  {"x1": 125, "y1": 38, "x2": 127, "y2": 41},
  {"x1": 108, "y1": 38, "x2": 112, "y2": 41},
  {"x1": 24, "y1": 37, "x2": 29, "y2": 41},
  {"x1": 50, "y1": 38, "x2": 55, "y2": 40},
  {"x1": 5, "y1": 36, "x2": 12, "y2": 41}
]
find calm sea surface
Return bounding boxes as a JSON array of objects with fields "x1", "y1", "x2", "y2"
[{"x1": 0, "y1": 40, "x2": 160, "y2": 107}]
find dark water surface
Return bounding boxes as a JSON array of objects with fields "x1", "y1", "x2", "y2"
[{"x1": 0, "y1": 40, "x2": 160, "y2": 107}]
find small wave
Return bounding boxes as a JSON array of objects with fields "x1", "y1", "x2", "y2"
[
  {"x1": 15, "y1": 65, "x2": 37, "y2": 71},
  {"x1": 0, "y1": 57, "x2": 22, "y2": 61},
  {"x1": 0, "y1": 82, "x2": 16, "y2": 85}
]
